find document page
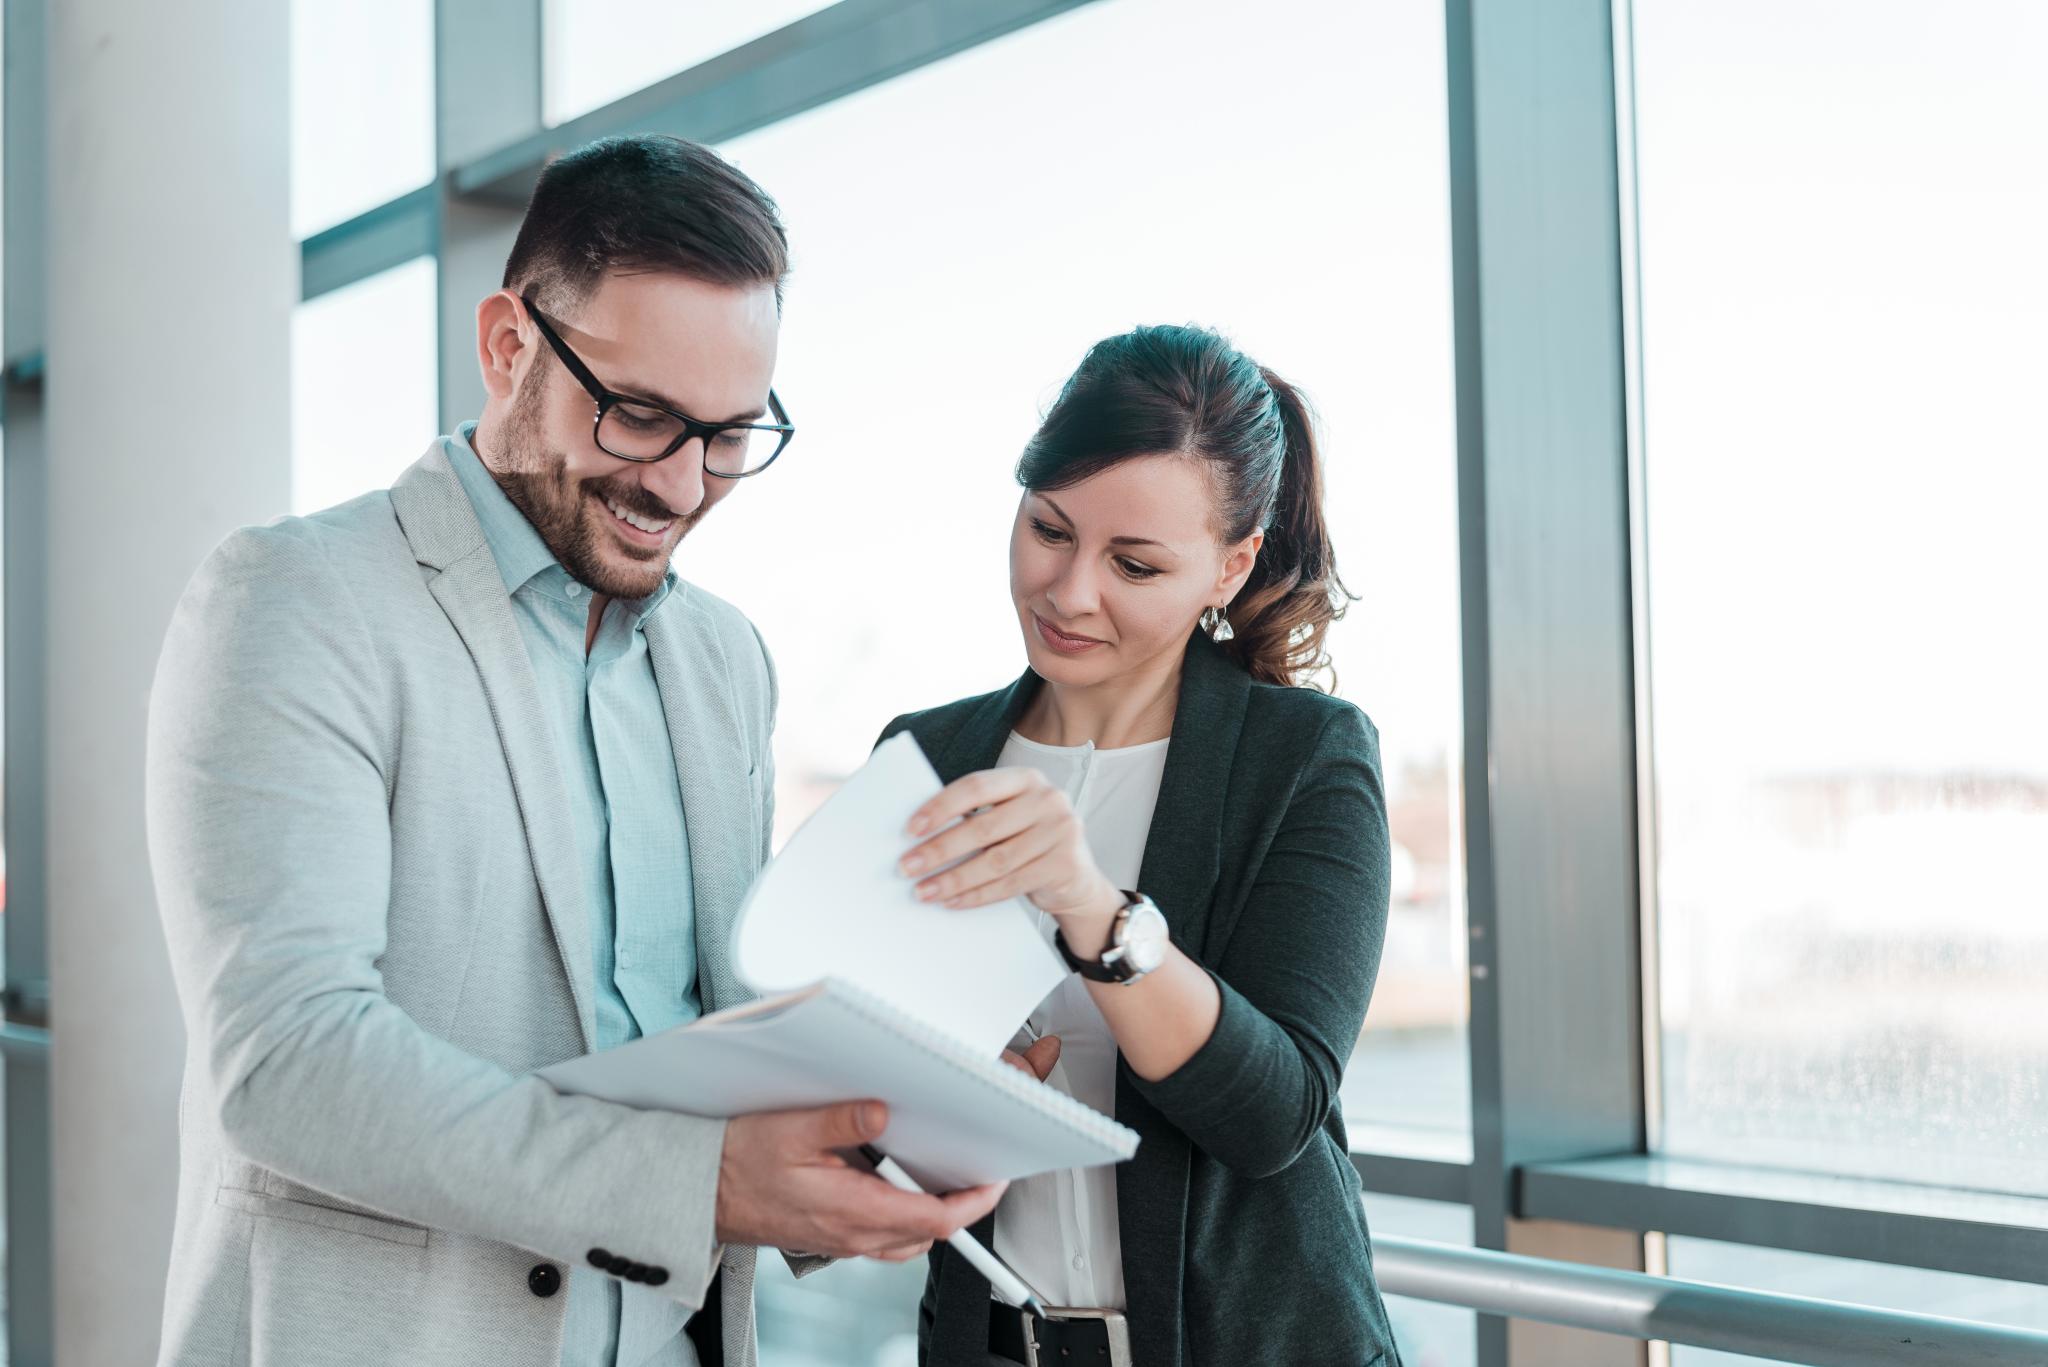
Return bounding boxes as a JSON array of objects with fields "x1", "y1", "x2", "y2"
[{"x1": 734, "y1": 733, "x2": 1066, "y2": 1057}]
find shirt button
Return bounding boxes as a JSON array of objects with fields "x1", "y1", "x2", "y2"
[
  {"x1": 617, "y1": 950, "x2": 634, "y2": 970},
  {"x1": 565, "y1": 582, "x2": 582, "y2": 598},
  {"x1": 1071, "y1": 1253, "x2": 1086, "y2": 1271}
]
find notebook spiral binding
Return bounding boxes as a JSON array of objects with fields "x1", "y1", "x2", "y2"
[{"x1": 820, "y1": 978, "x2": 1138, "y2": 1152}]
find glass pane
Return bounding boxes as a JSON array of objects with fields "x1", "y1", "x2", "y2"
[
  {"x1": 1635, "y1": 0, "x2": 2048, "y2": 1192},
  {"x1": 544, "y1": 0, "x2": 837, "y2": 126},
  {"x1": 291, "y1": 0, "x2": 435, "y2": 238},
  {"x1": 1364, "y1": 1194, "x2": 1477, "y2": 1367},
  {"x1": 692, "y1": 0, "x2": 1464, "y2": 1169},
  {"x1": 1665, "y1": 1236, "x2": 2048, "y2": 1365},
  {"x1": 291, "y1": 258, "x2": 440, "y2": 516},
  {"x1": 756, "y1": 1254, "x2": 922, "y2": 1367}
]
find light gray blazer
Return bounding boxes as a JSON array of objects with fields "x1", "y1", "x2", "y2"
[{"x1": 148, "y1": 442, "x2": 778, "y2": 1367}]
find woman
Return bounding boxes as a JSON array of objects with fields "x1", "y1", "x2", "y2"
[{"x1": 882, "y1": 325, "x2": 1399, "y2": 1366}]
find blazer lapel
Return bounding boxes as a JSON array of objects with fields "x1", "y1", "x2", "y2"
[
  {"x1": 1132, "y1": 632, "x2": 1249, "y2": 956},
  {"x1": 390, "y1": 444, "x2": 597, "y2": 1053},
  {"x1": 644, "y1": 590, "x2": 759, "y2": 1016}
]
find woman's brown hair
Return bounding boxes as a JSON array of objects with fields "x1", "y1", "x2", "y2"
[{"x1": 1015, "y1": 325, "x2": 1352, "y2": 688}]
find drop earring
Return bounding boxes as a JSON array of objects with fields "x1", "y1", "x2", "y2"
[{"x1": 1201, "y1": 605, "x2": 1235, "y2": 643}]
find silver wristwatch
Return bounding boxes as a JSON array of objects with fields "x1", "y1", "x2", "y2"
[{"x1": 1054, "y1": 891, "x2": 1170, "y2": 985}]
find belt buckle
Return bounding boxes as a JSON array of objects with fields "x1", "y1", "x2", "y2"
[{"x1": 1022, "y1": 1306, "x2": 1133, "y2": 1367}]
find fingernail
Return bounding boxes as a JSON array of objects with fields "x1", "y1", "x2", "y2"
[
  {"x1": 916, "y1": 884, "x2": 939, "y2": 902},
  {"x1": 908, "y1": 815, "x2": 929, "y2": 836},
  {"x1": 900, "y1": 854, "x2": 927, "y2": 875},
  {"x1": 860, "y1": 1102, "x2": 885, "y2": 1134}
]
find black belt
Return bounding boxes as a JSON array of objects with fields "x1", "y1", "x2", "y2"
[{"x1": 988, "y1": 1301, "x2": 1119, "y2": 1364}]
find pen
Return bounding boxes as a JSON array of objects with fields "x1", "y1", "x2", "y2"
[{"x1": 857, "y1": 1144, "x2": 1050, "y2": 1319}]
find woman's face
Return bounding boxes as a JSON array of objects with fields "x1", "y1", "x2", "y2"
[{"x1": 1009, "y1": 454, "x2": 1260, "y2": 688}]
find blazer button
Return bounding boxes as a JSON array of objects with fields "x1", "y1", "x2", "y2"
[
  {"x1": 646, "y1": 1266, "x2": 670, "y2": 1287},
  {"x1": 528, "y1": 1263, "x2": 562, "y2": 1298},
  {"x1": 587, "y1": 1248, "x2": 613, "y2": 1271},
  {"x1": 623, "y1": 1261, "x2": 649, "y2": 1283}
]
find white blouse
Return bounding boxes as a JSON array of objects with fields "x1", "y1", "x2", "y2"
[{"x1": 990, "y1": 730, "x2": 1170, "y2": 1311}]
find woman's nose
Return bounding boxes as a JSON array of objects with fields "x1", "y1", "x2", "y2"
[{"x1": 1047, "y1": 563, "x2": 1099, "y2": 618}]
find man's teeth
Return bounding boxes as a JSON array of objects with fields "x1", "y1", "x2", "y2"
[{"x1": 605, "y1": 497, "x2": 674, "y2": 535}]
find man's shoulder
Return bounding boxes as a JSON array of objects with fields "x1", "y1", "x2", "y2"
[{"x1": 201, "y1": 490, "x2": 401, "y2": 577}]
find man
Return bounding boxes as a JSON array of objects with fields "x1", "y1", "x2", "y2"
[{"x1": 147, "y1": 134, "x2": 998, "y2": 1367}]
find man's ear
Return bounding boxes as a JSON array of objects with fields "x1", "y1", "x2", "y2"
[{"x1": 475, "y1": 289, "x2": 533, "y2": 403}]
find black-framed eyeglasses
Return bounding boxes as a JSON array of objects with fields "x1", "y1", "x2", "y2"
[{"x1": 520, "y1": 296, "x2": 795, "y2": 479}]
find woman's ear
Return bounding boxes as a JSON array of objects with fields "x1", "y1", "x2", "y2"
[{"x1": 1216, "y1": 529, "x2": 1265, "y2": 606}]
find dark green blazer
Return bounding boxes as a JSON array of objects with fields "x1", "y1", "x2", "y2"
[{"x1": 881, "y1": 631, "x2": 1402, "y2": 1367}]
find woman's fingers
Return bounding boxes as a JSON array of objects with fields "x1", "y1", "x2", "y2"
[
  {"x1": 917, "y1": 825, "x2": 1063, "y2": 906},
  {"x1": 897, "y1": 785, "x2": 1053, "y2": 883},
  {"x1": 937, "y1": 847, "x2": 1080, "y2": 911},
  {"x1": 905, "y1": 767, "x2": 1038, "y2": 838}
]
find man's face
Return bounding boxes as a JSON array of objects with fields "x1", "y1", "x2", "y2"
[{"x1": 484, "y1": 271, "x2": 780, "y2": 600}]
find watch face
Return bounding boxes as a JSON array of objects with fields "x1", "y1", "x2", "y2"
[{"x1": 1121, "y1": 902, "x2": 1171, "y2": 975}]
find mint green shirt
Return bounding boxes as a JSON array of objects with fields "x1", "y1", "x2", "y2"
[{"x1": 448, "y1": 426, "x2": 702, "y2": 1367}]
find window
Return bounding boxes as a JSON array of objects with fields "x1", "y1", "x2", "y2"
[
  {"x1": 1634, "y1": 0, "x2": 2048, "y2": 1195},
  {"x1": 694, "y1": 0, "x2": 1464, "y2": 1153},
  {"x1": 290, "y1": 0, "x2": 435, "y2": 237},
  {"x1": 544, "y1": 0, "x2": 837, "y2": 125},
  {"x1": 291, "y1": 258, "x2": 440, "y2": 516}
]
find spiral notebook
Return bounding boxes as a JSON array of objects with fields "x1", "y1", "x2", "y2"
[
  {"x1": 539, "y1": 734, "x2": 1140, "y2": 1190},
  {"x1": 539, "y1": 976, "x2": 1136, "y2": 1190}
]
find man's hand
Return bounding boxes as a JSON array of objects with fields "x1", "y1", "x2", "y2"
[
  {"x1": 1001, "y1": 1034, "x2": 1061, "y2": 1082},
  {"x1": 715, "y1": 1101, "x2": 1004, "y2": 1261}
]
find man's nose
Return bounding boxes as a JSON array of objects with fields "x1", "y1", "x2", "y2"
[{"x1": 639, "y1": 436, "x2": 708, "y2": 518}]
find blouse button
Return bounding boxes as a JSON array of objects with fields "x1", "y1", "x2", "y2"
[{"x1": 1071, "y1": 1253, "x2": 1086, "y2": 1271}]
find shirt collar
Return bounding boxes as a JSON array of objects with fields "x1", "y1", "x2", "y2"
[
  {"x1": 446, "y1": 422, "x2": 562, "y2": 595},
  {"x1": 443, "y1": 422, "x2": 678, "y2": 625}
]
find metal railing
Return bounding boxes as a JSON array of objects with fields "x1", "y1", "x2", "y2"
[{"x1": 1373, "y1": 1236, "x2": 2048, "y2": 1366}]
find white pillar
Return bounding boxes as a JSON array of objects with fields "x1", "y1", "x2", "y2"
[{"x1": 43, "y1": 0, "x2": 292, "y2": 1359}]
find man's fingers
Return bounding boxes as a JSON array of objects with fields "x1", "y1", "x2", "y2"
[
  {"x1": 869, "y1": 1239, "x2": 935, "y2": 1263},
  {"x1": 1020, "y1": 1034, "x2": 1061, "y2": 1081},
  {"x1": 935, "y1": 1180, "x2": 1007, "y2": 1230},
  {"x1": 797, "y1": 1099, "x2": 887, "y2": 1153}
]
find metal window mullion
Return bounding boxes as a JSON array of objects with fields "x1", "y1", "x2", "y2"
[
  {"x1": 431, "y1": 0, "x2": 545, "y2": 431},
  {"x1": 4, "y1": 0, "x2": 58, "y2": 1360},
  {"x1": 1447, "y1": 0, "x2": 1646, "y2": 1362}
]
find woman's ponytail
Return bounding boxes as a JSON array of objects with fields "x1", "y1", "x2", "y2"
[{"x1": 1221, "y1": 369, "x2": 1352, "y2": 689}]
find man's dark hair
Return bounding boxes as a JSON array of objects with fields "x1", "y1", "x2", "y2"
[{"x1": 502, "y1": 134, "x2": 789, "y2": 313}]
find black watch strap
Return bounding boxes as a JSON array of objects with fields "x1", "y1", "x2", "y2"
[{"x1": 1054, "y1": 924, "x2": 1123, "y2": 982}]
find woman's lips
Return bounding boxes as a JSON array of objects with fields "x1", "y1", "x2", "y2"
[{"x1": 1033, "y1": 613, "x2": 1106, "y2": 654}]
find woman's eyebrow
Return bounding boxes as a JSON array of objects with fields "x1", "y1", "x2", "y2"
[{"x1": 1038, "y1": 495, "x2": 1167, "y2": 550}]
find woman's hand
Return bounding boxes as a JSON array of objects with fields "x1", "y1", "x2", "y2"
[{"x1": 898, "y1": 767, "x2": 1122, "y2": 933}]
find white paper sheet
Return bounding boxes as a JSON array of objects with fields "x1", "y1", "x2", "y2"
[{"x1": 733, "y1": 732, "x2": 1067, "y2": 1057}]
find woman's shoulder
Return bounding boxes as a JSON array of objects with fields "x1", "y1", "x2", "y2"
[
  {"x1": 1241, "y1": 678, "x2": 1381, "y2": 759},
  {"x1": 875, "y1": 682, "x2": 1016, "y2": 753}
]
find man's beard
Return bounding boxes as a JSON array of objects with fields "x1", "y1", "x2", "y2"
[{"x1": 487, "y1": 374, "x2": 701, "y2": 600}]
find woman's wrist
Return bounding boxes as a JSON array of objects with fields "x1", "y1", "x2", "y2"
[{"x1": 1050, "y1": 880, "x2": 1126, "y2": 961}]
